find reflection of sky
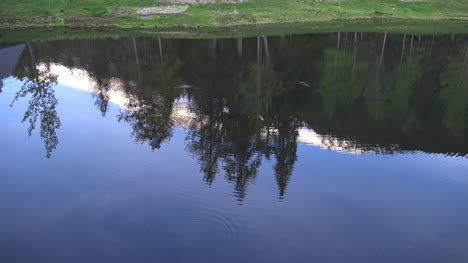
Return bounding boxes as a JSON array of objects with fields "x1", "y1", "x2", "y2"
[
  {"x1": 0, "y1": 44, "x2": 25, "y2": 81},
  {"x1": 1, "y1": 76, "x2": 468, "y2": 263}
]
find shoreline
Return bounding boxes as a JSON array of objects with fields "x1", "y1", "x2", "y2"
[
  {"x1": 2, "y1": 16, "x2": 468, "y2": 30},
  {"x1": 0, "y1": 17, "x2": 468, "y2": 32},
  {"x1": 1, "y1": 19, "x2": 467, "y2": 43}
]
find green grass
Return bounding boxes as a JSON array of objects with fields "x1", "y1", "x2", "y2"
[{"x1": 0, "y1": 0, "x2": 468, "y2": 29}]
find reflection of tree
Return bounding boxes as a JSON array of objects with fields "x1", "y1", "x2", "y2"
[
  {"x1": 270, "y1": 113, "x2": 299, "y2": 198},
  {"x1": 10, "y1": 70, "x2": 61, "y2": 158},
  {"x1": 92, "y1": 78, "x2": 113, "y2": 117},
  {"x1": 182, "y1": 53, "x2": 304, "y2": 200},
  {"x1": 319, "y1": 48, "x2": 366, "y2": 119},
  {"x1": 185, "y1": 97, "x2": 226, "y2": 185},
  {"x1": 223, "y1": 136, "x2": 263, "y2": 201},
  {"x1": 9, "y1": 34, "x2": 468, "y2": 200},
  {"x1": 118, "y1": 95, "x2": 174, "y2": 150},
  {"x1": 439, "y1": 47, "x2": 468, "y2": 138},
  {"x1": 117, "y1": 52, "x2": 183, "y2": 150},
  {"x1": 310, "y1": 33, "x2": 468, "y2": 154},
  {"x1": 185, "y1": 96, "x2": 266, "y2": 201}
]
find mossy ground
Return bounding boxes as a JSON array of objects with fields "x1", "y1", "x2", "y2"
[{"x1": 1, "y1": 0, "x2": 468, "y2": 29}]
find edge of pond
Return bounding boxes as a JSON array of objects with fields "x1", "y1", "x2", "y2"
[{"x1": 1, "y1": 19, "x2": 468, "y2": 43}]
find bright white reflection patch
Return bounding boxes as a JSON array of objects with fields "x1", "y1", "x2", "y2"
[{"x1": 37, "y1": 63, "x2": 130, "y2": 109}]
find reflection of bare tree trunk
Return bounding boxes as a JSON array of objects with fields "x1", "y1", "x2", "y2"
[
  {"x1": 352, "y1": 32, "x2": 357, "y2": 76},
  {"x1": 378, "y1": 32, "x2": 387, "y2": 70},
  {"x1": 158, "y1": 37, "x2": 163, "y2": 62},
  {"x1": 429, "y1": 34, "x2": 434, "y2": 56},
  {"x1": 344, "y1": 32, "x2": 348, "y2": 52},
  {"x1": 280, "y1": 35, "x2": 286, "y2": 43},
  {"x1": 400, "y1": 33, "x2": 407, "y2": 67},
  {"x1": 397, "y1": 33, "x2": 407, "y2": 85},
  {"x1": 257, "y1": 37, "x2": 262, "y2": 96},
  {"x1": 257, "y1": 36, "x2": 262, "y2": 65},
  {"x1": 236, "y1": 38, "x2": 243, "y2": 57},
  {"x1": 337, "y1": 32, "x2": 341, "y2": 49},
  {"x1": 333, "y1": 32, "x2": 340, "y2": 82},
  {"x1": 133, "y1": 38, "x2": 140, "y2": 66},
  {"x1": 143, "y1": 38, "x2": 147, "y2": 65},
  {"x1": 350, "y1": 32, "x2": 358, "y2": 84},
  {"x1": 132, "y1": 38, "x2": 141, "y2": 82},
  {"x1": 465, "y1": 47, "x2": 468, "y2": 66},
  {"x1": 27, "y1": 41, "x2": 37, "y2": 74},
  {"x1": 456, "y1": 47, "x2": 468, "y2": 94},
  {"x1": 263, "y1": 35, "x2": 270, "y2": 66},
  {"x1": 410, "y1": 34, "x2": 414, "y2": 54},
  {"x1": 211, "y1": 38, "x2": 217, "y2": 58}
]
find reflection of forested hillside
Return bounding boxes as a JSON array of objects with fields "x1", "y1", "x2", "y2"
[{"x1": 9, "y1": 33, "x2": 468, "y2": 198}]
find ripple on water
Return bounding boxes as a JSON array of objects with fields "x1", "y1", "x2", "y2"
[
  {"x1": 171, "y1": 180, "x2": 246, "y2": 244},
  {"x1": 179, "y1": 206, "x2": 243, "y2": 242}
]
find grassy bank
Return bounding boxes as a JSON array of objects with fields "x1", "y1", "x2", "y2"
[{"x1": 1, "y1": 0, "x2": 468, "y2": 29}]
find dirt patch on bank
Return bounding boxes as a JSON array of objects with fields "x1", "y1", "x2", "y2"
[
  {"x1": 315, "y1": 0, "x2": 346, "y2": 2},
  {"x1": 219, "y1": 12, "x2": 256, "y2": 25},
  {"x1": 137, "y1": 6, "x2": 189, "y2": 16},
  {"x1": 65, "y1": 15, "x2": 117, "y2": 26}
]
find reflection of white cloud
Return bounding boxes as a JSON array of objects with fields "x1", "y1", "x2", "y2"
[
  {"x1": 37, "y1": 63, "x2": 129, "y2": 109},
  {"x1": 297, "y1": 128, "x2": 367, "y2": 155},
  {"x1": 259, "y1": 127, "x2": 367, "y2": 155},
  {"x1": 39, "y1": 63, "x2": 368, "y2": 155}
]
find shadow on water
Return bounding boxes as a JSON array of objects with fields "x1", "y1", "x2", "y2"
[{"x1": 3, "y1": 32, "x2": 468, "y2": 199}]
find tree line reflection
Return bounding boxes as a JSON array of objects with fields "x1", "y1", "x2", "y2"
[{"x1": 8, "y1": 33, "x2": 468, "y2": 199}]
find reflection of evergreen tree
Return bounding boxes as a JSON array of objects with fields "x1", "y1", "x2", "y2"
[
  {"x1": 439, "y1": 47, "x2": 468, "y2": 139},
  {"x1": 269, "y1": 110, "x2": 299, "y2": 198},
  {"x1": 185, "y1": 113, "x2": 264, "y2": 200},
  {"x1": 186, "y1": 120, "x2": 223, "y2": 185},
  {"x1": 184, "y1": 82, "x2": 267, "y2": 200}
]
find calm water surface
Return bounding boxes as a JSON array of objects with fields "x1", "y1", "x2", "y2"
[{"x1": 0, "y1": 33, "x2": 468, "y2": 263}]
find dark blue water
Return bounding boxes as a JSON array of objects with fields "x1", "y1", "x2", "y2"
[{"x1": 0, "y1": 33, "x2": 467, "y2": 263}]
